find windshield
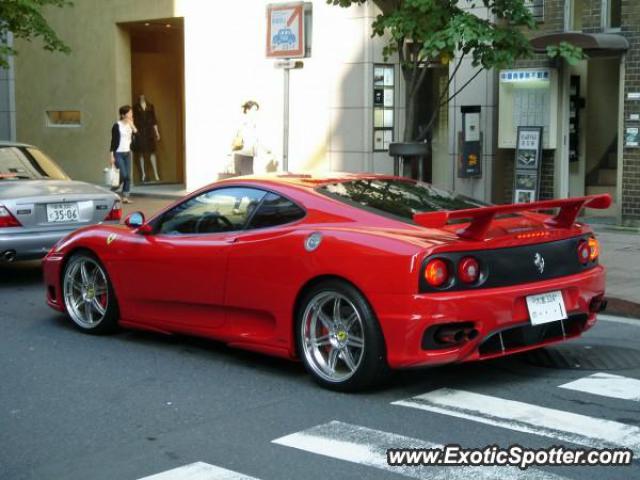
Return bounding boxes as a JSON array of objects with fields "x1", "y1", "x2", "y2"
[
  {"x1": 319, "y1": 179, "x2": 489, "y2": 224},
  {"x1": 0, "y1": 146, "x2": 69, "y2": 181}
]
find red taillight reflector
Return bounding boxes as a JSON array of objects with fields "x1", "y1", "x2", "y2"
[
  {"x1": 104, "y1": 200, "x2": 122, "y2": 222},
  {"x1": 425, "y1": 259, "x2": 449, "y2": 287},
  {"x1": 516, "y1": 231, "x2": 550, "y2": 240},
  {"x1": 0, "y1": 206, "x2": 21, "y2": 228},
  {"x1": 458, "y1": 256, "x2": 480, "y2": 284},
  {"x1": 588, "y1": 237, "x2": 599, "y2": 262},
  {"x1": 577, "y1": 240, "x2": 590, "y2": 265}
]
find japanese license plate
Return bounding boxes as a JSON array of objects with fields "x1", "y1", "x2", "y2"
[
  {"x1": 46, "y1": 203, "x2": 79, "y2": 223},
  {"x1": 526, "y1": 290, "x2": 568, "y2": 326}
]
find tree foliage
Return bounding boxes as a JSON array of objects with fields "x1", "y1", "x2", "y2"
[
  {"x1": 328, "y1": 0, "x2": 585, "y2": 142},
  {"x1": 0, "y1": 0, "x2": 73, "y2": 69}
]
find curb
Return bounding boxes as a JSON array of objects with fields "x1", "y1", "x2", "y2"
[{"x1": 605, "y1": 297, "x2": 640, "y2": 319}]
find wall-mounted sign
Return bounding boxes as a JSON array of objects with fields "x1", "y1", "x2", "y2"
[
  {"x1": 266, "y1": 3, "x2": 305, "y2": 58},
  {"x1": 458, "y1": 106, "x2": 482, "y2": 178},
  {"x1": 625, "y1": 127, "x2": 640, "y2": 148},
  {"x1": 628, "y1": 92, "x2": 640, "y2": 100},
  {"x1": 513, "y1": 126, "x2": 543, "y2": 203},
  {"x1": 630, "y1": 114, "x2": 640, "y2": 121},
  {"x1": 499, "y1": 69, "x2": 550, "y2": 83}
]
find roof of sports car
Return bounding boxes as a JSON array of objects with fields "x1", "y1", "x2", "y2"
[{"x1": 219, "y1": 172, "x2": 398, "y2": 189}]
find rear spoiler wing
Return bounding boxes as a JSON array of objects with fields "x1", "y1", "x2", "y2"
[{"x1": 413, "y1": 194, "x2": 612, "y2": 241}]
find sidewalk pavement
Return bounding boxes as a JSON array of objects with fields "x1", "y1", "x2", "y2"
[
  {"x1": 123, "y1": 194, "x2": 640, "y2": 319},
  {"x1": 589, "y1": 225, "x2": 640, "y2": 318}
]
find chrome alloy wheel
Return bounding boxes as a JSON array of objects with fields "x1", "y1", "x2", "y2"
[
  {"x1": 63, "y1": 256, "x2": 109, "y2": 329},
  {"x1": 301, "y1": 292, "x2": 365, "y2": 383}
]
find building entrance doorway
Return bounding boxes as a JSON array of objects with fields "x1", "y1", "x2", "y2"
[
  {"x1": 569, "y1": 56, "x2": 620, "y2": 218},
  {"x1": 124, "y1": 18, "x2": 185, "y2": 186}
]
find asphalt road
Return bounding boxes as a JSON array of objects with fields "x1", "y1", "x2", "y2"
[{"x1": 1, "y1": 261, "x2": 639, "y2": 480}]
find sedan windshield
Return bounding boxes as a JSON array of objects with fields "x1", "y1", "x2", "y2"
[
  {"x1": 0, "y1": 146, "x2": 69, "y2": 181},
  {"x1": 319, "y1": 179, "x2": 489, "y2": 223}
]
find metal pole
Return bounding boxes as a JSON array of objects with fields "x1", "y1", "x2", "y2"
[{"x1": 283, "y1": 66, "x2": 290, "y2": 172}]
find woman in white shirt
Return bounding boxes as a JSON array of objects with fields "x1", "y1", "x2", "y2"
[{"x1": 109, "y1": 105, "x2": 137, "y2": 203}]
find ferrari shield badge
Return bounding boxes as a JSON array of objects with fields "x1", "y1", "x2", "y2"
[
  {"x1": 534, "y1": 252, "x2": 545, "y2": 274},
  {"x1": 106, "y1": 233, "x2": 117, "y2": 246},
  {"x1": 305, "y1": 232, "x2": 322, "y2": 252}
]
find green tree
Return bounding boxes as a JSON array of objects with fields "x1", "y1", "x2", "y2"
[
  {"x1": 0, "y1": 0, "x2": 72, "y2": 69},
  {"x1": 328, "y1": 0, "x2": 583, "y2": 142}
]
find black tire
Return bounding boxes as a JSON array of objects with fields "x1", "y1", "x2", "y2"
[
  {"x1": 296, "y1": 279, "x2": 391, "y2": 391},
  {"x1": 61, "y1": 252, "x2": 119, "y2": 335}
]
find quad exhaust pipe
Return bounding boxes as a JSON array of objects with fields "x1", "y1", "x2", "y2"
[
  {"x1": 435, "y1": 325, "x2": 479, "y2": 346},
  {"x1": 1, "y1": 250, "x2": 16, "y2": 263}
]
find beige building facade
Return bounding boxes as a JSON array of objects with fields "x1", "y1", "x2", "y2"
[{"x1": 15, "y1": 0, "x2": 451, "y2": 194}]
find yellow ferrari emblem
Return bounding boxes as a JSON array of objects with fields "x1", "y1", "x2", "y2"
[
  {"x1": 337, "y1": 331, "x2": 348, "y2": 342},
  {"x1": 106, "y1": 233, "x2": 117, "y2": 245}
]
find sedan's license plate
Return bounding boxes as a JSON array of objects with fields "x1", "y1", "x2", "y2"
[
  {"x1": 526, "y1": 290, "x2": 568, "y2": 325},
  {"x1": 46, "y1": 203, "x2": 79, "y2": 223}
]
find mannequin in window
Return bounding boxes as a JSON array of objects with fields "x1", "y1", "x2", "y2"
[{"x1": 133, "y1": 94, "x2": 161, "y2": 182}]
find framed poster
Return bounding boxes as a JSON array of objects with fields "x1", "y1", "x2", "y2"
[
  {"x1": 516, "y1": 126, "x2": 542, "y2": 170},
  {"x1": 515, "y1": 172, "x2": 537, "y2": 190},
  {"x1": 515, "y1": 189, "x2": 535, "y2": 204},
  {"x1": 513, "y1": 126, "x2": 543, "y2": 203}
]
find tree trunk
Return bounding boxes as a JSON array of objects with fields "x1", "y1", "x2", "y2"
[{"x1": 404, "y1": 82, "x2": 416, "y2": 142}]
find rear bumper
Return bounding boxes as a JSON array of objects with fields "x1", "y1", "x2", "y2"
[
  {"x1": 371, "y1": 265, "x2": 606, "y2": 369},
  {"x1": 1, "y1": 222, "x2": 118, "y2": 261},
  {"x1": 0, "y1": 228, "x2": 77, "y2": 261}
]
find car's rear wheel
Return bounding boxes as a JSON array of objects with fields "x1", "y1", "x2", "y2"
[
  {"x1": 62, "y1": 252, "x2": 119, "y2": 334},
  {"x1": 297, "y1": 280, "x2": 390, "y2": 391}
]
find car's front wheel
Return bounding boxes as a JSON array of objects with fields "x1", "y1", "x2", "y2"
[
  {"x1": 62, "y1": 252, "x2": 119, "y2": 334},
  {"x1": 297, "y1": 280, "x2": 390, "y2": 391}
]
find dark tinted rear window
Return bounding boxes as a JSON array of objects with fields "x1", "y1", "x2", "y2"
[
  {"x1": 248, "y1": 192, "x2": 305, "y2": 229},
  {"x1": 319, "y1": 179, "x2": 488, "y2": 223},
  {"x1": 0, "y1": 146, "x2": 68, "y2": 180}
]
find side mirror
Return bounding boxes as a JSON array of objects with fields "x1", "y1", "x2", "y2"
[{"x1": 124, "y1": 211, "x2": 152, "y2": 234}]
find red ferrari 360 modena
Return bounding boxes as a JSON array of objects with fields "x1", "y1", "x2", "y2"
[{"x1": 43, "y1": 173, "x2": 609, "y2": 391}]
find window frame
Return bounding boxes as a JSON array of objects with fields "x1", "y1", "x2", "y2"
[
  {"x1": 373, "y1": 63, "x2": 396, "y2": 152},
  {"x1": 45, "y1": 110, "x2": 82, "y2": 128},
  {"x1": 245, "y1": 191, "x2": 307, "y2": 231},
  {"x1": 150, "y1": 185, "x2": 307, "y2": 236},
  {"x1": 601, "y1": 0, "x2": 622, "y2": 31}
]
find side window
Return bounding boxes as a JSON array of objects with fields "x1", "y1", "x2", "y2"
[
  {"x1": 157, "y1": 187, "x2": 266, "y2": 235},
  {"x1": 247, "y1": 192, "x2": 305, "y2": 229}
]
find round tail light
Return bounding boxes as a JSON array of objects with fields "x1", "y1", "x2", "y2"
[
  {"x1": 458, "y1": 257, "x2": 480, "y2": 283},
  {"x1": 577, "y1": 240, "x2": 590, "y2": 265},
  {"x1": 588, "y1": 236, "x2": 599, "y2": 262},
  {"x1": 425, "y1": 259, "x2": 449, "y2": 288}
]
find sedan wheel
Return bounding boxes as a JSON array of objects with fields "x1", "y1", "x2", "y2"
[
  {"x1": 298, "y1": 280, "x2": 389, "y2": 391},
  {"x1": 63, "y1": 253, "x2": 118, "y2": 334}
]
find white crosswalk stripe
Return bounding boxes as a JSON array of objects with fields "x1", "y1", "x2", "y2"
[
  {"x1": 137, "y1": 462, "x2": 261, "y2": 480},
  {"x1": 272, "y1": 420, "x2": 570, "y2": 480},
  {"x1": 558, "y1": 372, "x2": 640, "y2": 402},
  {"x1": 392, "y1": 388, "x2": 640, "y2": 457}
]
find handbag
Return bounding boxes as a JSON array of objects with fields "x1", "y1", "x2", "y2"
[
  {"x1": 104, "y1": 166, "x2": 120, "y2": 187},
  {"x1": 231, "y1": 132, "x2": 244, "y2": 151}
]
